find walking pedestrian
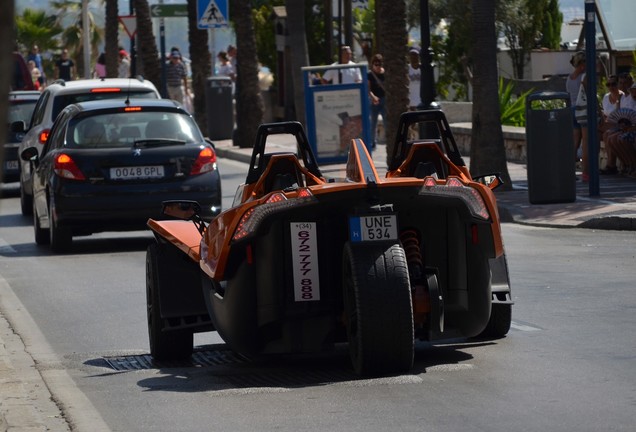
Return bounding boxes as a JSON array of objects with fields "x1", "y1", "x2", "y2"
[
  {"x1": 166, "y1": 49, "x2": 188, "y2": 105},
  {"x1": 54, "y1": 49, "x2": 75, "y2": 81},
  {"x1": 368, "y1": 53, "x2": 386, "y2": 151}
]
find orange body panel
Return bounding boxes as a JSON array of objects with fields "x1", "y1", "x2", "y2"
[{"x1": 146, "y1": 219, "x2": 202, "y2": 261}]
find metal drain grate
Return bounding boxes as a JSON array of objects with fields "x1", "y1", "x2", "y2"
[
  {"x1": 102, "y1": 350, "x2": 361, "y2": 387},
  {"x1": 104, "y1": 349, "x2": 248, "y2": 371}
]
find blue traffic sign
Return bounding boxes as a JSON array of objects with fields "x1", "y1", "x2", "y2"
[{"x1": 197, "y1": 0, "x2": 228, "y2": 29}]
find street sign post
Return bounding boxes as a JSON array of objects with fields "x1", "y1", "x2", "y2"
[
  {"x1": 150, "y1": 4, "x2": 188, "y2": 18},
  {"x1": 118, "y1": 15, "x2": 137, "y2": 39},
  {"x1": 197, "y1": 0, "x2": 228, "y2": 29}
]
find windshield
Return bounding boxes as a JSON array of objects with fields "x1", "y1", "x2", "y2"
[
  {"x1": 67, "y1": 111, "x2": 204, "y2": 148},
  {"x1": 8, "y1": 100, "x2": 37, "y2": 125},
  {"x1": 52, "y1": 90, "x2": 157, "y2": 121}
]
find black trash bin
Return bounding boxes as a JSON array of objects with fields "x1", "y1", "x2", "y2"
[
  {"x1": 525, "y1": 91, "x2": 575, "y2": 204},
  {"x1": 204, "y1": 76, "x2": 234, "y2": 140}
]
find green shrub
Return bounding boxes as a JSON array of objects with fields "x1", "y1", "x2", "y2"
[{"x1": 499, "y1": 78, "x2": 534, "y2": 127}]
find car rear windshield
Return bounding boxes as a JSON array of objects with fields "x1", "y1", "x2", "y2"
[
  {"x1": 8, "y1": 100, "x2": 38, "y2": 124},
  {"x1": 52, "y1": 90, "x2": 157, "y2": 121},
  {"x1": 67, "y1": 111, "x2": 204, "y2": 148}
]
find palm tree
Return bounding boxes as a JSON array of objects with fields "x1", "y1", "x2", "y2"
[
  {"x1": 15, "y1": 9, "x2": 62, "y2": 53},
  {"x1": 104, "y1": 0, "x2": 119, "y2": 77},
  {"x1": 469, "y1": 0, "x2": 511, "y2": 188},
  {"x1": 286, "y1": 0, "x2": 309, "y2": 125},
  {"x1": 377, "y1": 0, "x2": 409, "y2": 164},
  {"x1": 231, "y1": 0, "x2": 264, "y2": 148},
  {"x1": 187, "y1": 0, "x2": 211, "y2": 132},
  {"x1": 15, "y1": 9, "x2": 63, "y2": 78},
  {"x1": 50, "y1": 0, "x2": 104, "y2": 78},
  {"x1": 133, "y1": 0, "x2": 161, "y2": 89}
]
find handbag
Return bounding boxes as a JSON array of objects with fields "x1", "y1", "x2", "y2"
[{"x1": 574, "y1": 82, "x2": 588, "y2": 123}]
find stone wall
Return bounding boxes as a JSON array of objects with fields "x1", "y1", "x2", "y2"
[
  {"x1": 442, "y1": 102, "x2": 529, "y2": 163},
  {"x1": 450, "y1": 123, "x2": 527, "y2": 163},
  {"x1": 450, "y1": 122, "x2": 609, "y2": 169}
]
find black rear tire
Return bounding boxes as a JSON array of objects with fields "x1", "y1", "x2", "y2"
[
  {"x1": 48, "y1": 201, "x2": 71, "y2": 253},
  {"x1": 480, "y1": 303, "x2": 512, "y2": 338},
  {"x1": 33, "y1": 203, "x2": 49, "y2": 245},
  {"x1": 343, "y1": 242, "x2": 414, "y2": 376},
  {"x1": 20, "y1": 184, "x2": 32, "y2": 216},
  {"x1": 146, "y1": 242, "x2": 194, "y2": 360}
]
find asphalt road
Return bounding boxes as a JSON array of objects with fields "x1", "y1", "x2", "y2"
[{"x1": 1, "y1": 156, "x2": 635, "y2": 431}]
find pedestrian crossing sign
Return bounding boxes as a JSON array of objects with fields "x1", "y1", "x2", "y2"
[{"x1": 197, "y1": 0, "x2": 228, "y2": 29}]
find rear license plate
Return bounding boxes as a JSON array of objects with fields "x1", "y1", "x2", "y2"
[
  {"x1": 5, "y1": 160, "x2": 18, "y2": 171},
  {"x1": 290, "y1": 222, "x2": 320, "y2": 302},
  {"x1": 110, "y1": 166, "x2": 164, "y2": 180},
  {"x1": 349, "y1": 214, "x2": 398, "y2": 242}
]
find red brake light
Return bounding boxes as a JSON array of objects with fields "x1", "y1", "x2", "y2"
[
  {"x1": 190, "y1": 147, "x2": 217, "y2": 175},
  {"x1": 423, "y1": 177, "x2": 436, "y2": 187},
  {"x1": 265, "y1": 192, "x2": 287, "y2": 203},
  {"x1": 124, "y1": 106, "x2": 142, "y2": 112},
  {"x1": 54, "y1": 153, "x2": 85, "y2": 180},
  {"x1": 297, "y1": 188, "x2": 314, "y2": 198},
  {"x1": 90, "y1": 88, "x2": 122, "y2": 93},
  {"x1": 38, "y1": 129, "x2": 50, "y2": 144}
]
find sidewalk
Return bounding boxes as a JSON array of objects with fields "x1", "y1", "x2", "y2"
[{"x1": 214, "y1": 136, "x2": 636, "y2": 231}]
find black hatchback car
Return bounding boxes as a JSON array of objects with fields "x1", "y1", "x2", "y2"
[{"x1": 21, "y1": 98, "x2": 222, "y2": 252}]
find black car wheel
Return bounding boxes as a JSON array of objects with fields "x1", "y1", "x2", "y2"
[
  {"x1": 479, "y1": 303, "x2": 512, "y2": 338},
  {"x1": 146, "y1": 242, "x2": 193, "y2": 360},
  {"x1": 342, "y1": 242, "x2": 414, "y2": 376},
  {"x1": 48, "y1": 201, "x2": 71, "y2": 253},
  {"x1": 20, "y1": 184, "x2": 32, "y2": 216},
  {"x1": 33, "y1": 202, "x2": 49, "y2": 245}
]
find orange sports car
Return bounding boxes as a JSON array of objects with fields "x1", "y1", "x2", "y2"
[{"x1": 145, "y1": 111, "x2": 512, "y2": 376}]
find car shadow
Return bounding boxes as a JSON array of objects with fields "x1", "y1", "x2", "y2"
[
  {"x1": 0, "y1": 212, "x2": 32, "y2": 228},
  {"x1": 1, "y1": 234, "x2": 154, "y2": 258},
  {"x1": 0, "y1": 184, "x2": 20, "y2": 198},
  {"x1": 87, "y1": 340, "x2": 485, "y2": 393}
]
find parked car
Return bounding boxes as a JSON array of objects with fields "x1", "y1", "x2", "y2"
[
  {"x1": 144, "y1": 113, "x2": 512, "y2": 376},
  {"x1": 21, "y1": 98, "x2": 222, "y2": 252},
  {"x1": 17, "y1": 77, "x2": 161, "y2": 215},
  {"x1": 3, "y1": 91, "x2": 41, "y2": 183}
]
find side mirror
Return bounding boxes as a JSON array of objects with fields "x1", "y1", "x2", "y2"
[
  {"x1": 161, "y1": 200, "x2": 201, "y2": 220},
  {"x1": 473, "y1": 173, "x2": 504, "y2": 190},
  {"x1": 20, "y1": 147, "x2": 39, "y2": 162},
  {"x1": 10, "y1": 121, "x2": 26, "y2": 133}
]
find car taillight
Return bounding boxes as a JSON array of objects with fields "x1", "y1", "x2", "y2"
[
  {"x1": 38, "y1": 129, "x2": 50, "y2": 144},
  {"x1": 190, "y1": 147, "x2": 217, "y2": 175},
  {"x1": 419, "y1": 176, "x2": 490, "y2": 220},
  {"x1": 232, "y1": 190, "x2": 316, "y2": 241},
  {"x1": 90, "y1": 88, "x2": 122, "y2": 93},
  {"x1": 54, "y1": 153, "x2": 85, "y2": 180}
]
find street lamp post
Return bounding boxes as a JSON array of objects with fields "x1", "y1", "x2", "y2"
[
  {"x1": 418, "y1": 0, "x2": 439, "y2": 138},
  {"x1": 82, "y1": 0, "x2": 90, "y2": 78},
  {"x1": 585, "y1": 0, "x2": 599, "y2": 196}
]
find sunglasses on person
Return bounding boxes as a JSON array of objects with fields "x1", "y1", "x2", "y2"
[
  {"x1": 608, "y1": 82, "x2": 618, "y2": 87},
  {"x1": 373, "y1": 62, "x2": 382, "y2": 66}
]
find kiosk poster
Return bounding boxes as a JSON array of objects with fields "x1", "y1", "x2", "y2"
[{"x1": 313, "y1": 89, "x2": 362, "y2": 158}]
